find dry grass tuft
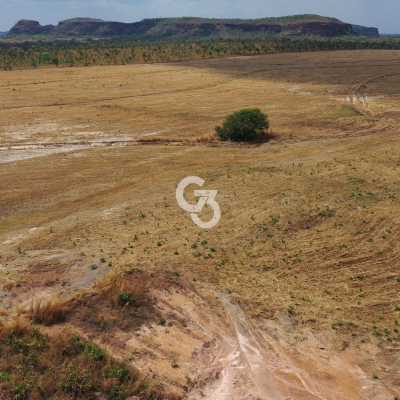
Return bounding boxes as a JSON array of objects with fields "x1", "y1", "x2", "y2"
[
  {"x1": 136, "y1": 133, "x2": 217, "y2": 145},
  {"x1": 97, "y1": 270, "x2": 130, "y2": 299},
  {"x1": 136, "y1": 136, "x2": 187, "y2": 143},
  {"x1": 1, "y1": 281, "x2": 17, "y2": 291},
  {"x1": 195, "y1": 133, "x2": 217, "y2": 143},
  {"x1": 97, "y1": 270, "x2": 144, "y2": 307},
  {"x1": 0, "y1": 316, "x2": 32, "y2": 340},
  {"x1": 26, "y1": 297, "x2": 72, "y2": 326}
]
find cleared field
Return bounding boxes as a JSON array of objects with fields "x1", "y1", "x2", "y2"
[
  {"x1": 0, "y1": 50, "x2": 400, "y2": 399},
  {"x1": 0, "y1": 50, "x2": 400, "y2": 148}
]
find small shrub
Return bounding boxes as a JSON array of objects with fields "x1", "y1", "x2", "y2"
[
  {"x1": 331, "y1": 320, "x2": 343, "y2": 329},
  {"x1": 171, "y1": 358, "x2": 178, "y2": 368},
  {"x1": 108, "y1": 384, "x2": 127, "y2": 400},
  {"x1": 70, "y1": 336, "x2": 105, "y2": 361},
  {"x1": 116, "y1": 292, "x2": 137, "y2": 307},
  {"x1": 216, "y1": 108, "x2": 269, "y2": 142},
  {"x1": 105, "y1": 360, "x2": 129, "y2": 383},
  {"x1": 51, "y1": 57, "x2": 60, "y2": 66},
  {"x1": 13, "y1": 381, "x2": 26, "y2": 400},
  {"x1": 60, "y1": 369, "x2": 92, "y2": 396},
  {"x1": 0, "y1": 372, "x2": 12, "y2": 382}
]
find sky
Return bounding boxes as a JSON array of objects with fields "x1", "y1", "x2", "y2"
[{"x1": 0, "y1": 0, "x2": 399, "y2": 33}]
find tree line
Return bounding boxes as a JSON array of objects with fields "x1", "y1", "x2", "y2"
[{"x1": 1, "y1": 36, "x2": 399, "y2": 70}]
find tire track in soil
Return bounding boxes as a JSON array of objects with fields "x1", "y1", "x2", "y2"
[
  {"x1": 0, "y1": 126, "x2": 397, "y2": 160},
  {"x1": 349, "y1": 73, "x2": 400, "y2": 108},
  {"x1": 2, "y1": 57, "x2": 399, "y2": 89},
  {"x1": 1, "y1": 122, "x2": 398, "y2": 153},
  {"x1": 2, "y1": 61, "x2": 400, "y2": 111},
  {"x1": 219, "y1": 293, "x2": 327, "y2": 400},
  {"x1": 217, "y1": 293, "x2": 395, "y2": 400}
]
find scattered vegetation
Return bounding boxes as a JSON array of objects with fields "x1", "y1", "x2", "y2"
[{"x1": 0, "y1": 318, "x2": 170, "y2": 399}]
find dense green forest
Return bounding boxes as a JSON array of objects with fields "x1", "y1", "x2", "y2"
[{"x1": 1, "y1": 36, "x2": 399, "y2": 70}]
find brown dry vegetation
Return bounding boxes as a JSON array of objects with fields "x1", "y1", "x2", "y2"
[
  {"x1": 0, "y1": 318, "x2": 173, "y2": 400},
  {"x1": 0, "y1": 49, "x2": 400, "y2": 399},
  {"x1": 26, "y1": 297, "x2": 71, "y2": 326},
  {"x1": 0, "y1": 50, "x2": 400, "y2": 147}
]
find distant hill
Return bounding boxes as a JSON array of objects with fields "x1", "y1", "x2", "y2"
[
  {"x1": 6, "y1": 15, "x2": 380, "y2": 40},
  {"x1": 0, "y1": 31, "x2": 9, "y2": 36},
  {"x1": 351, "y1": 25, "x2": 380, "y2": 37},
  {"x1": 380, "y1": 34, "x2": 400, "y2": 36}
]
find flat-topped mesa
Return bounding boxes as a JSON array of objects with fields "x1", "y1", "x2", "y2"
[
  {"x1": 9, "y1": 19, "x2": 55, "y2": 35},
  {"x1": 9, "y1": 18, "x2": 160, "y2": 37},
  {"x1": 352, "y1": 25, "x2": 380, "y2": 37},
  {"x1": 7, "y1": 16, "x2": 380, "y2": 39}
]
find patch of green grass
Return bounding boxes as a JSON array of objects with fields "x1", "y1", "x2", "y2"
[{"x1": 342, "y1": 106, "x2": 363, "y2": 116}]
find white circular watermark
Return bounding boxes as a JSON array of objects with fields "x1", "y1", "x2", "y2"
[{"x1": 176, "y1": 176, "x2": 221, "y2": 229}]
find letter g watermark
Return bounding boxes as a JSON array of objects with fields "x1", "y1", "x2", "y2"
[{"x1": 176, "y1": 176, "x2": 221, "y2": 229}]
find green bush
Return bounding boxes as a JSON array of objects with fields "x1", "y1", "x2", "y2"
[
  {"x1": 117, "y1": 292, "x2": 137, "y2": 307},
  {"x1": 216, "y1": 108, "x2": 269, "y2": 142},
  {"x1": 70, "y1": 336, "x2": 106, "y2": 361}
]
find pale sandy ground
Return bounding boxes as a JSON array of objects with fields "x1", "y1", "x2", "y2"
[{"x1": 1, "y1": 233, "x2": 398, "y2": 399}]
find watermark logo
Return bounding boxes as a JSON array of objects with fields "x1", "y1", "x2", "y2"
[{"x1": 176, "y1": 176, "x2": 221, "y2": 229}]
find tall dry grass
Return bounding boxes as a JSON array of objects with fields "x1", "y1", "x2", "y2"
[
  {"x1": 26, "y1": 297, "x2": 72, "y2": 326},
  {"x1": 136, "y1": 133, "x2": 217, "y2": 144}
]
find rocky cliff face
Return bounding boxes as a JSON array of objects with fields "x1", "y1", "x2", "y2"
[
  {"x1": 8, "y1": 16, "x2": 379, "y2": 39},
  {"x1": 8, "y1": 19, "x2": 159, "y2": 37},
  {"x1": 9, "y1": 20, "x2": 54, "y2": 35},
  {"x1": 352, "y1": 24, "x2": 380, "y2": 37},
  {"x1": 284, "y1": 21, "x2": 356, "y2": 36}
]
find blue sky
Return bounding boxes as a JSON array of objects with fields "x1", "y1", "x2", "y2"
[{"x1": 1, "y1": 0, "x2": 399, "y2": 33}]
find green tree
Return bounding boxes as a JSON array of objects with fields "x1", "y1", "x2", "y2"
[
  {"x1": 41, "y1": 52, "x2": 51, "y2": 63},
  {"x1": 51, "y1": 57, "x2": 60, "y2": 66},
  {"x1": 1, "y1": 57, "x2": 12, "y2": 71},
  {"x1": 215, "y1": 108, "x2": 269, "y2": 142}
]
